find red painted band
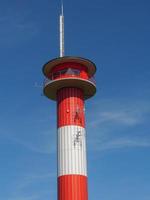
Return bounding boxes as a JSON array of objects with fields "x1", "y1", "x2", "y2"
[
  {"x1": 57, "y1": 88, "x2": 85, "y2": 128},
  {"x1": 58, "y1": 175, "x2": 88, "y2": 200}
]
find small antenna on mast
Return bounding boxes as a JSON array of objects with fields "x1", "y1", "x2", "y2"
[
  {"x1": 60, "y1": 0, "x2": 64, "y2": 57},
  {"x1": 61, "y1": 1, "x2": 64, "y2": 15}
]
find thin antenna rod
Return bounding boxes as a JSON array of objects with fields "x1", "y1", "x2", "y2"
[
  {"x1": 61, "y1": 1, "x2": 64, "y2": 15},
  {"x1": 60, "y1": 1, "x2": 64, "y2": 57}
]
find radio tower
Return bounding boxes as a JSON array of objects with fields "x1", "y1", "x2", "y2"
[{"x1": 42, "y1": 2, "x2": 96, "y2": 200}]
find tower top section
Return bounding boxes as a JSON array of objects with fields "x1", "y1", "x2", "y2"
[
  {"x1": 42, "y1": 56, "x2": 96, "y2": 101},
  {"x1": 42, "y1": 3, "x2": 97, "y2": 101}
]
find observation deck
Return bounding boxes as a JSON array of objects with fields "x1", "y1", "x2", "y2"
[{"x1": 42, "y1": 56, "x2": 96, "y2": 101}]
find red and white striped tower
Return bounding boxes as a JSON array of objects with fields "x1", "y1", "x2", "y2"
[{"x1": 43, "y1": 56, "x2": 96, "y2": 200}]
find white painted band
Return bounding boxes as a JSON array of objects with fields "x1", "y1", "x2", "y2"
[{"x1": 57, "y1": 125, "x2": 87, "y2": 176}]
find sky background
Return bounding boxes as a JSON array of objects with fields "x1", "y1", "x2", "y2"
[{"x1": 0, "y1": 0, "x2": 150, "y2": 200}]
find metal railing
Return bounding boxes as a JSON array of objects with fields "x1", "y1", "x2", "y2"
[
  {"x1": 44, "y1": 74, "x2": 96, "y2": 86},
  {"x1": 44, "y1": 70, "x2": 96, "y2": 86},
  {"x1": 88, "y1": 76, "x2": 96, "y2": 85}
]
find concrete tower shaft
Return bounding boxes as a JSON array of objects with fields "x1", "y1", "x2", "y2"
[{"x1": 57, "y1": 87, "x2": 87, "y2": 200}]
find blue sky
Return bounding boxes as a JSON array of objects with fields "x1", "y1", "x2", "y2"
[{"x1": 0, "y1": 0, "x2": 150, "y2": 199}]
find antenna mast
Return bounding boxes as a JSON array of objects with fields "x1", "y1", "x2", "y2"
[{"x1": 60, "y1": 1, "x2": 64, "y2": 57}]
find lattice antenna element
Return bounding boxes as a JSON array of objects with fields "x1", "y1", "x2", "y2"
[{"x1": 60, "y1": 1, "x2": 64, "y2": 57}]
